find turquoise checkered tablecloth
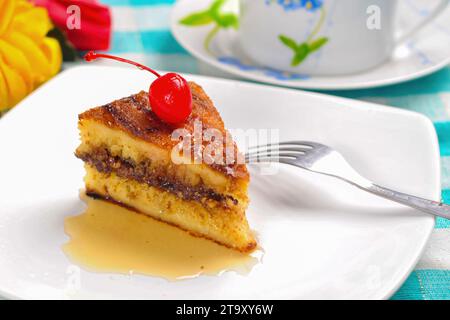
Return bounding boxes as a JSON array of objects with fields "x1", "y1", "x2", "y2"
[{"x1": 100, "y1": 0, "x2": 449, "y2": 300}]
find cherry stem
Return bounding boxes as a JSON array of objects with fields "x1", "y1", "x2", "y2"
[{"x1": 84, "y1": 51, "x2": 161, "y2": 78}]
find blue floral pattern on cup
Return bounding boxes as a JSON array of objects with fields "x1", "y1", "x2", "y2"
[
  {"x1": 266, "y1": 0, "x2": 324, "y2": 12},
  {"x1": 179, "y1": 0, "x2": 329, "y2": 71},
  {"x1": 218, "y1": 56, "x2": 309, "y2": 81}
]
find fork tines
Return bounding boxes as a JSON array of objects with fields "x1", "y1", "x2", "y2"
[{"x1": 244, "y1": 141, "x2": 314, "y2": 163}]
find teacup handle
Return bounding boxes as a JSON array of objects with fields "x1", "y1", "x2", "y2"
[{"x1": 395, "y1": 0, "x2": 449, "y2": 45}]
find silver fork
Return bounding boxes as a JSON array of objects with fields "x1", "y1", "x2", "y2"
[{"x1": 245, "y1": 141, "x2": 450, "y2": 220}]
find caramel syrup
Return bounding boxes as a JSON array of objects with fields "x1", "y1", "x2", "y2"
[{"x1": 63, "y1": 196, "x2": 260, "y2": 280}]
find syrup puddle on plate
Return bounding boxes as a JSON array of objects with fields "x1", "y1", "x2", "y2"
[{"x1": 63, "y1": 195, "x2": 260, "y2": 280}]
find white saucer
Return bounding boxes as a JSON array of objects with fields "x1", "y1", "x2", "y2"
[
  {"x1": 0, "y1": 66, "x2": 438, "y2": 299},
  {"x1": 171, "y1": 0, "x2": 450, "y2": 90}
]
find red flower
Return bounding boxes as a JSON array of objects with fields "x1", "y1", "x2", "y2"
[{"x1": 32, "y1": 0, "x2": 112, "y2": 51}]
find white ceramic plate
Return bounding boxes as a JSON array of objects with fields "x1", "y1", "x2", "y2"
[
  {"x1": 0, "y1": 66, "x2": 439, "y2": 299},
  {"x1": 171, "y1": 0, "x2": 450, "y2": 90}
]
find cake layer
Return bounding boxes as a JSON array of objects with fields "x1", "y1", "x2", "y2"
[
  {"x1": 76, "y1": 118, "x2": 249, "y2": 205},
  {"x1": 84, "y1": 164, "x2": 257, "y2": 252},
  {"x1": 78, "y1": 146, "x2": 243, "y2": 210}
]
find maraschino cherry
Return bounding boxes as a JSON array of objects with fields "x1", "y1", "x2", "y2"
[{"x1": 84, "y1": 51, "x2": 192, "y2": 125}]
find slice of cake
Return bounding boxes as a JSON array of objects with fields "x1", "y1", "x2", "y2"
[{"x1": 75, "y1": 82, "x2": 256, "y2": 252}]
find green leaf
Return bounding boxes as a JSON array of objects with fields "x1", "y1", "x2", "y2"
[
  {"x1": 209, "y1": 0, "x2": 227, "y2": 18},
  {"x1": 278, "y1": 35, "x2": 298, "y2": 52},
  {"x1": 208, "y1": 0, "x2": 238, "y2": 29},
  {"x1": 215, "y1": 13, "x2": 239, "y2": 29},
  {"x1": 179, "y1": 10, "x2": 213, "y2": 26},
  {"x1": 308, "y1": 37, "x2": 328, "y2": 52},
  {"x1": 291, "y1": 43, "x2": 309, "y2": 66}
]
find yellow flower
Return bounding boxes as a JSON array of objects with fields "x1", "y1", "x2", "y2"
[{"x1": 0, "y1": 0, "x2": 62, "y2": 112}]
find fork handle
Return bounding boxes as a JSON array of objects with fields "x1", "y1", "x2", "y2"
[{"x1": 365, "y1": 184, "x2": 450, "y2": 220}]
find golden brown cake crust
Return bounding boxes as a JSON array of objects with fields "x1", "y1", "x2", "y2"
[{"x1": 79, "y1": 82, "x2": 248, "y2": 180}]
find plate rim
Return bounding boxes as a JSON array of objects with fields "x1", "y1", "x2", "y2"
[
  {"x1": 170, "y1": 0, "x2": 450, "y2": 90},
  {"x1": 0, "y1": 66, "x2": 440, "y2": 300}
]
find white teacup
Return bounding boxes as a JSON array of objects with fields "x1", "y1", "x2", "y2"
[{"x1": 238, "y1": 0, "x2": 449, "y2": 75}]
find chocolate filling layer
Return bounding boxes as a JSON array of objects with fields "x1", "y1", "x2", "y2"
[{"x1": 76, "y1": 148, "x2": 239, "y2": 208}]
